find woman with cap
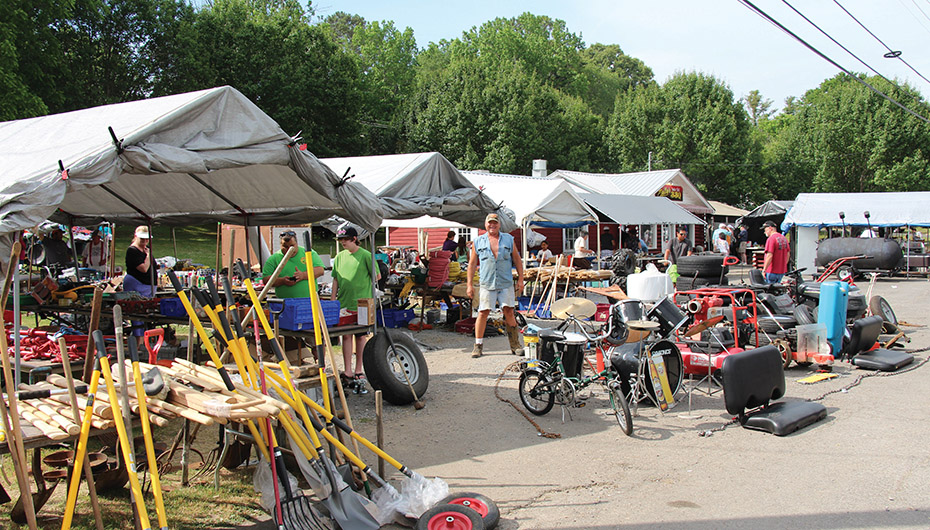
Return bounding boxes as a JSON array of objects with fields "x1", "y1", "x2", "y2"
[
  {"x1": 124, "y1": 225, "x2": 159, "y2": 345},
  {"x1": 81, "y1": 227, "x2": 109, "y2": 273},
  {"x1": 125, "y1": 225, "x2": 157, "y2": 296}
]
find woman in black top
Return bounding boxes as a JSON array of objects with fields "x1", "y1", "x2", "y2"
[{"x1": 124, "y1": 225, "x2": 157, "y2": 295}]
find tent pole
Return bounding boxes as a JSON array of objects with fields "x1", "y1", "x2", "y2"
[
  {"x1": 108, "y1": 223, "x2": 116, "y2": 278},
  {"x1": 522, "y1": 220, "x2": 528, "y2": 282},
  {"x1": 596, "y1": 222, "x2": 601, "y2": 271},
  {"x1": 214, "y1": 223, "x2": 221, "y2": 276},
  {"x1": 244, "y1": 217, "x2": 251, "y2": 273},
  {"x1": 172, "y1": 227, "x2": 179, "y2": 259},
  {"x1": 13, "y1": 238, "x2": 21, "y2": 387},
  {"x1": 68, "y1": 219, "x2": 81, "y2": 280},
  {"x1": 148, "y1": 222, "x2": 156, "y2": 293}
]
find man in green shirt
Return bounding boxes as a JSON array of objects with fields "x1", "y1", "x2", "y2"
[
  {"x1": 262, "y1": 230, "x2": 324, "y2": 298},
  {"x1": 332, "y1": 226, "x2": 379, "y2": 394}
]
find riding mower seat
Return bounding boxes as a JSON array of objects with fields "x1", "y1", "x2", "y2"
[
  {"x1": 721, "y1": 346, "x2": 827, "y2": 436},
  {"x1": 845, "y1": 315, "x2": 914, "y2": 371}
]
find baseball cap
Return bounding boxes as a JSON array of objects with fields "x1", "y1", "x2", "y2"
[
  {"x1": 336, "y1": 226, "x2": 358, "y2": 239},
  {"x1": 485, "y1": 213, "x2": 500, "y2": 224},
  {"x1": 762, "y1": 221, "x2": 777, "y2": 228},
  {"x1": 134, "y1": 226, "x2": 151, "y2": 239}
]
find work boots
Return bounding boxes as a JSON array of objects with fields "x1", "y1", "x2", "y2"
[
  {"x1": 507, "y1": 325, "x2": 524, "y2": 355},
  {"x1": 471, "y1": 343, "x2": 483, "y2": 358}
]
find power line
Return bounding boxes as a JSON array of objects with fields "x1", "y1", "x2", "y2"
[
  {"x1": 781, "y1": 0, "x2": 895, "y2": 86},
  {"x1": 833, "y1": 0, "x2": 930, "y2": 88},
  {"x1": 737, "y1": 0, "x2": 930, "y2": 125},
  {"x1": 910, "y1": 0, "x2": 930, "y2": 26},
  {"x1": 896, "y1": 0, "x2": 930, "y2": 38}
]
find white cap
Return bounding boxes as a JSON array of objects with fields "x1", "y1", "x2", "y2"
[{"x1": 134, "y1": 226, "x2": 150, "y2": 239}]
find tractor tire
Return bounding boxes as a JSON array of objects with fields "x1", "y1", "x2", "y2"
[{"x1": 676, "y1": 254, "x2": 728, "y2": 278}]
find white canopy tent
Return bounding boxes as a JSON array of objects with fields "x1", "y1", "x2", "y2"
[
  {"x1": 782, "y1": 192, "x2": 930, "y2": 273},
  {"x1": 782, "y1": 192, "x2": 930, "y2": 229},
  {"x1": 0, "y1": 86, "x2": 384, "y2": 268},
  {"x1": 462, "y1": 171, "x2": 599, "y2": 267},
  {"x1": 578, "y1": 194, "x2": 705, "y2": 226},
  {"x1": 321, "y1": 152, "x2": 516, "y2": 232}
]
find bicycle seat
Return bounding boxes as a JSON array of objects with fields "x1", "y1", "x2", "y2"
[{"x1": 538, "y1": 329, "x2": 566, "y2": 342}]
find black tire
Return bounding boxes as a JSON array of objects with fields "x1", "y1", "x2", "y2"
[
  {"x1": 757, "y1": 315, "x2": 797, "y2": 333},
  {"x1": 416, "y1": 503, "x2": 486, "y2": 530},
  {"x1": 518, "y1": 369, "x2": 555, "y2": 416},
  {"x1": 676, "y1": 254, "x2": 726, "y2": 278},
  {"x1": 363, "y1": 330, "x2": 429, "y2": 405},
  {"x1": 793, "y1": 304, "x2": 816, "y2": 325},
  {"x1": 869, "y1": 296, "x2": 898, "y2": 326},
  {"x1": 438, "y1": 492, "x2": 500, "y2": 530},
  {"x1": 675, "y1": 275, "x2": 727, "y2": 291},
  {"x1": 608, "y1": 380, "x2": 633, "y2": 436}
]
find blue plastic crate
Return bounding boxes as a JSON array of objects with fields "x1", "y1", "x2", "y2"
[
  {"x1": 377, "y1": 308, "x2": 415, "y2": 328},
  {"x1": 269, "y1": 298, "x2": 340, "y2": 330},
  {"x1": 524, "y1": 301, "x2": 551, "y2": 319},
  {"x1": 516, "y1": 296, "x2": 531, "y2": 311},
  {"x1": 159, "y1": 297, "x2": 187, "y2": 318}
]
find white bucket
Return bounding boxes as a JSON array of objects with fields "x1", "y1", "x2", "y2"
[{"x1": 626, "y1": 266, "x2": 673, "y2": 302}]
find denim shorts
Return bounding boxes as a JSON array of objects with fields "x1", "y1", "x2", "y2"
[{"x1": 478, "y1": 286, "x2": 515, "y2": 311}]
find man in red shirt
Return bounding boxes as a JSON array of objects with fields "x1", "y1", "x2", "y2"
[{"x1": 762, "y1": 220, "x2": 790, "y2": 284}]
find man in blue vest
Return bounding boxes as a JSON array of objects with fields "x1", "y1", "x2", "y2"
[{"x1": 466, "y1": 214, "x2": 525, "y2": 358}]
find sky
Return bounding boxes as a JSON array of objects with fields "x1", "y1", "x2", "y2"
[{"x1": 313, "y1": 0, "x2": 930, "y2": 113}]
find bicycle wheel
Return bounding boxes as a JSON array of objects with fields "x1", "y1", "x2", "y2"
[
  {"x1": 519, "y1": 368, "x2": 555, "y2": 416},
  {"x1": 608, "y1": 380, "x2": 633, "y2": 436}
]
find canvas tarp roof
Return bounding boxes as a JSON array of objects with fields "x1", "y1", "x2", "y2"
[
  {"x1": 739, "y1": 200, "x2": 794, "y2": 221},
  {"x1": 461, "y1": 171, "x2": 598, "y2": 228},
  {"x1": 381, "y1": 215, "x2": 466, "y2": 229},
  {"x1": 782, "y1": 192, "x2": 930, "y2": 229},
  {"x1": 578, "y1": 193, "x2": 705, "y2": 226},
  {"x1": 550, "y1": 168, "x2": 714, "y2": 215},
  {"x1": 709, "y1": 200, "x2": 749, "y2": 217},
  {"x1": 320, "y1": 152, "x2": 516, "y2": 232},
  {"x1": 0, "y1": 86, "x2": 384, "y2": 257}
]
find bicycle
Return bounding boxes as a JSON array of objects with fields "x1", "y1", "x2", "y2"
[{"x1": 517, "y1": 313, "x2": 633, "y2": 436}]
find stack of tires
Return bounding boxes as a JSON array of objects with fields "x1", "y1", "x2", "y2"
[
  {"x1": 609, "y1": 249, "x2": 636, "y2": 289},
  {"x1": 674, "y1": 254, "x2": 729, "y2": 291}
]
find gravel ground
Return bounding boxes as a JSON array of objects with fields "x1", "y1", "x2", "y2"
[{"x1": 242, "y1": 272, "x2": 930, "y2": 529}]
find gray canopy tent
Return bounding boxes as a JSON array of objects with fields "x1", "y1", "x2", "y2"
[
  {"x1": 0, "y1": 86, "x2": 385, "y2": 270},
  {"x1": 321, "y1": 152, "x2": 517, "y2": 233}
]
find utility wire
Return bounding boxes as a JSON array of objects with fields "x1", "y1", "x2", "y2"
[
  {"x1": 896, "y1": 0, "x2": 930, "y2": 38},
  {"x1": 910, "y1": 0, "x2": 930, "y2": 26},
  {"x1": 737, "y1": 0, "x2": 930, "y2": 125},
  {"x1": 782, "y1": 0, "x2": 894, "y2": 86},
  {"x1": 834, "y1": 0, "x2": 930, "y2": 88}
]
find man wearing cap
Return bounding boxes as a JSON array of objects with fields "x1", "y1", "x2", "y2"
[
  {"x1": 81, "y1": 227, "x2": 109, "y2": 273},
  {"x1": 43, "y1": 227, "x2": 74, "y2": 269},
  {"x1": 332, "y1": 226, "x2": 380, "y2": 393},
  {"x1": 467, "y1": 213, "x2": 525, "y2": 357},
  {"x1": 762, "y1": 220, "x2": 790, "y2": 284},
  {"x1": 262, "y1": 230, "x2": 324, "y2": 299}
]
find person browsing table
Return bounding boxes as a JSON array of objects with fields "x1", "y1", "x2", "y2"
[
  {"x1": 262, "y1": 230, "x2": 324, "y2": 298},
  {"x1": 331, "y1": 226, "x2": 380, "y2": 394},
  {"x1": 467, "y1": 213, "x2": 525, "y2": 358}
]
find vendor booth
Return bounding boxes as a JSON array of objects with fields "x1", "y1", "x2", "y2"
[{"x1": 782, "y1": 192, "x2": 930, "y2": 274}]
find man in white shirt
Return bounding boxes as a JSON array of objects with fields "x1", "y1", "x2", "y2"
[{"x1": 573, "y1": 228, "x2": 595, "y2": 269}]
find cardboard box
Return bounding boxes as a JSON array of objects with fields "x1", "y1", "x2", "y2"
[{"x1": 357, "y1": 298, "x2": 375, "y2": 325}]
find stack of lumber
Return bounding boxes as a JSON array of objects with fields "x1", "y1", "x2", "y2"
[{"x1": 522, "y1": 266, "x2": 612, "y2": 282}]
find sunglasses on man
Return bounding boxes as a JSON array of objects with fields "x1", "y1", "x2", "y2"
[{"x1": 280, "y1": 230, "x2": 297, "y2": 240}]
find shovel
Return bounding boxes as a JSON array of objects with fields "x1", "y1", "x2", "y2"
[{"x1": 237, "y1": 260, "x2": 378, "y2": 530}]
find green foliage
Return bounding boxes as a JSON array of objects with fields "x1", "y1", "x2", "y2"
[
  {"x1": 325, "y1": 14, "x2": 418, "y2": 154},
  {"x1": 607, "y1": 71, "x2": 753, "y2": 204},
  {"x1": 152, "y1": 0, "x2": 364, "y2": 156},
  {"x1": 742, "y1": 89, "x2": 773, "y2": 126},
  {"x1": 580, "y1": 43, "x2": 654, "y2": 118},
  {"x1": 782, "y1": 73, "x2": 930, "y2": 193}
]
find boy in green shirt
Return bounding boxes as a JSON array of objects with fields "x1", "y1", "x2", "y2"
[{"x1": 332, "y1": 226, "x2": 379, "y2": 393}]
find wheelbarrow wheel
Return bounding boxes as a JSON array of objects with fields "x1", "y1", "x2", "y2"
[
  {"x1": 438, "y1": 492, "x2": 500, "y2": 529},
  {"x1": 869, "y1": 295, "x2": 897, "y2": 326},
  {"x1": 416, "y1": 503, "x2": 486, "y2": 530},
  {"x1": 608, "y1": 380, "x2": 633, "y2": 436},
  {"x1": 363, "y1": 330, "x2": 429, "y2": 405}
]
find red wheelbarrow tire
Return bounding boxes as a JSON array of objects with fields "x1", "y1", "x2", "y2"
[
  {"x1": 415, "y1": 503, "x2": 486, "y2": 530},
  {"x1": 438, "y1": 492, "x2": 500, "y2": 529}
]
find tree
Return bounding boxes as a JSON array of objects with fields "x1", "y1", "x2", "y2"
[
  {"x1": 606, "y1": 71, "x2": 754, "y2": 205},
  {"x1": 325, "y1": 14, "x2": 418, "y2": 154},
  {"x1": 153, "y1": 0, "x2": 364, "y2": 156},
  {"x1": 580, "y1": 43, "x2": 655, "y2": 119},
  {"x1": 785, "y1": 73, "x2": 930, "y2": 193},
  {"x1": 742, "y1": 89, "x2": 773, "y2": 125}
]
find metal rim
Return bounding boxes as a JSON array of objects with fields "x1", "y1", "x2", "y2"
[
  {"x1": 387, "y1": 342, "x2": 421, "y2": 385},
  {"x1": 425, "y1": 511, "x2": 476, "y2": 530},
  {"x1": 445, "y1": 497, "x2": 489, "y2": 518}
]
